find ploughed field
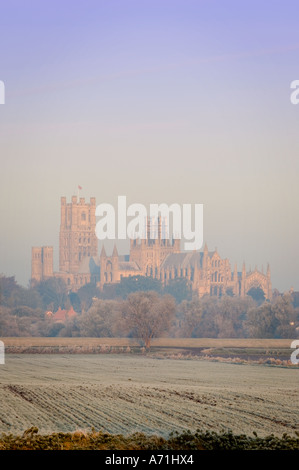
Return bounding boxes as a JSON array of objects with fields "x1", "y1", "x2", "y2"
[{"x1": 0, "y1": 353, "x2": 298, "y2": 438}]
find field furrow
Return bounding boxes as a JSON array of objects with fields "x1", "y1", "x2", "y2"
[{"x1": 0, "y1": 355, "x2": 298, "y2": 438}]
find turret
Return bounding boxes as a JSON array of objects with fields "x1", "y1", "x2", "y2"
[
  {"x1": 233, "y1": 263, "x2": 238, "y2": 281},
  {"x1": 240, "y1": 262, "x2": 246, "y2": 297},
  {"x1": 111, "y1": 244, "x2": 118, "y2": 282},
  {"x1": 112, "y1": 244, "x2": 118, "y2": 258}
]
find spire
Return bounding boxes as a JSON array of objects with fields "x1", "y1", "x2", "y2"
[
  {"x1": 204, "y1": 243, "x2": 208, "y2": 254},
  {"x1": 193, "y1": 262, "x2": 200, "y2": 284},
  {"x1": 267, "y1": 263, "x2": 271, "y2": 278},
  {"x1": 112, "y1": 244, "x2": 118, "y2": 258},
  {"x1": 242, "y1": 262, "x2": 246, "y2": 278},
  {"x1": 100, "y1": 245, "x2": 106, "y2": 258}
]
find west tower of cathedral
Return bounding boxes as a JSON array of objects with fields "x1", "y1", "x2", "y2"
[
  {"x1": 59, "y1": 195, "x2": 98, "y2": 274},
  {"x1": 31, "y1": 195, "x2": 272, "y2": 300}
]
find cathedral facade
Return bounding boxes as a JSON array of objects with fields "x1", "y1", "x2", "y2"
[{"x1": 31, "y1": 195, "x2": 272, "y2": 300}]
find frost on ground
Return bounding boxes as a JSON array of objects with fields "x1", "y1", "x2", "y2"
[{"x1": 0, "y1": 354, "x2": 298, "y2": 438}]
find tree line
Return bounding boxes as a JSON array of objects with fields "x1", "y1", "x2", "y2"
[{"x1": 0, "y1": 274, "x2": 298, "y2": 345}]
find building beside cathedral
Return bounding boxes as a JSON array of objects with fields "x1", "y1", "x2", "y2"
[{"x1": 31, "y1": 195, "x2": 272, "y2": 300}]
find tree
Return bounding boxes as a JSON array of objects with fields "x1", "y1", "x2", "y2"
[
  {"x1": 9, "y1": 287, "x2": 43, "y2": 310},
  {"x1": 34, "y1": 277, "x2": 68, "y2": 311},
  {"x1": 245, "y1": 293, "x2": 296, "y2": 338},
  {"x1": 291, "y1": 291, "x2": 299, "y2": 308},
  {"x1": 196, "y1": 296, "x2": 219, "y2": 338},
  {"x1": 271, "y1": 293, "x2": 296, "y2": 338},
  {"x1": 77, "y1": 283, "x2": 101, "y2": 313},
  {"x1": 245, "y1": 303, "x2": 278, "y2": 338},
  {"x1": 247, "y1": 287, "x2": 265, "y2": 305},
  {"x1": 163, "y1": 278, "x2": 192, "y2": 303},
  {"x1": 69, "y1": 292, "x2": 81, "y2": 312},
  {"x1": 0, "y1": 275, "x2": 24, "y2": 307},
  {"x1": 0, "y1": 305, "x2": 43, "y2": 337},
  {"x1": 174, "y1": 299, "x2": 203, "y2": 337},
  {"x1": 78, "y1": 299, "x2": 121, "y2": 337},
  {"x1": 122, "y1": 291, "x2": 176, "y2": 349},
  {"x1": 214, "y1": 296, "x2": 255, "y2": 338},
  {"x1": 115, "y1": 275, "x2": 162, "y2": 299}
]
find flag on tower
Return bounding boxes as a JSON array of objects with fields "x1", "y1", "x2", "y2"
[{"x1": 78, "y1": 185, "x2": 82, "y2": 190}]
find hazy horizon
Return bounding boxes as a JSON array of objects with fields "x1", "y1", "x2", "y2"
[{"x1": 1, "y1": 0, "x2": 299, "y2": 292}]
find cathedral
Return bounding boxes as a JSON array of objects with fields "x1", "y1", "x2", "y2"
[{"x1": 31, "y1": 195, "x2": 272, "y2": 300}]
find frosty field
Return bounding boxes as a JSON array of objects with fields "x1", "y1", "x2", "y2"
[{"x1": 0, "y1": 354, "x2": 298, "y2": 438}]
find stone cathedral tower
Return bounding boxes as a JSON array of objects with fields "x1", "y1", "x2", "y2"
[
  {"x1": 31, "y1": 246, "x2": 53, "y2": 283},
  {"x1": 59, "y1": 195, "x2": 98, "y2": 274}
]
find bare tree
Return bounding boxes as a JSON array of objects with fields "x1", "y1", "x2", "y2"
[{"x1": 122, "y1": 291, "x2": 176, "y2": 349}]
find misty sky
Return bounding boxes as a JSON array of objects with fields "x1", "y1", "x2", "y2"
[{"x1": 0, "y1": 0, "x2": 298, "y2": 291}]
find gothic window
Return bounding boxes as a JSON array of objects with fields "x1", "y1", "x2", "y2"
[
  {"x1": 108, "y1": 261, "x2": 112, "y2": 270},
  {"x1": 81, "y1": 212, "x2": 86, "y2": 221}
]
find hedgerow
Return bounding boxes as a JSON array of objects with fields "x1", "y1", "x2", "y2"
[{"x1": 0, "y1": 427, "x2": 298, "y2": 450}]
